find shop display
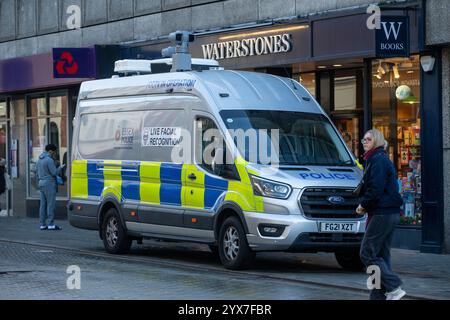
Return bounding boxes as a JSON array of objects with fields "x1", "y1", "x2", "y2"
[{"x1": 396, "y1": 123, "x2": 421, "y2": 225}]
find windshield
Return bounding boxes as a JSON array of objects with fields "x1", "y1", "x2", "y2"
[{"x1": 220, "y1": 110, "x2": 354, "y2": 166}]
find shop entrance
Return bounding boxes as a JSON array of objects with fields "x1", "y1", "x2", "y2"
[{"x1": 0, "y1": 99, "x2": 11, "y2": 216}]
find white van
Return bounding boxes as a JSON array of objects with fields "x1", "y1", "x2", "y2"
[{"x1": 68, "y1": 32, "x2": 366, "y2": 270}]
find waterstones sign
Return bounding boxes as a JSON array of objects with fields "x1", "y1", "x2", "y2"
[{"x1": 201, "y1": 34, "x2": 293, "y2": 60}]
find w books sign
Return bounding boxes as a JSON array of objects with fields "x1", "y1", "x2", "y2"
[{"x1": 376, "y1": 16, "x2": 409, "y2": 58}]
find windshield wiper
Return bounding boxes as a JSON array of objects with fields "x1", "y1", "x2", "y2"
[{"x1": 332, "y1": 160, "x2": 354, "y2": 166}]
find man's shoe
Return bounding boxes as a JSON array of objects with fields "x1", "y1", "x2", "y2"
[
  {"x1": 385, "y1": 287, "x2": 406, "y2": 300},
  {"x1": 47, "y1": 225, "x2": 62, "y2": 231},
  {"x1": 40, "y1": 225, "x2": 48, "y2": 231}
]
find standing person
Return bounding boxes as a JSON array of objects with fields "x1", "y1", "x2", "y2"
[
  {"x1": 37, "y1": 144, "x2": 62, "y2": 231},
  {"x1": 356, "y1": 129, "x2": 405, "y2": 300}
]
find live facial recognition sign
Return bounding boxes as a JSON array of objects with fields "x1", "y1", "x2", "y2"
[{"x1": 376, "y1": 16, "x2": 410, "y2": 58}]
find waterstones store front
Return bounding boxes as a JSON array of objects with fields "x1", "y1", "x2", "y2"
[{"x1": 126, "y1": 4, "x2": 444, "y2": 253}]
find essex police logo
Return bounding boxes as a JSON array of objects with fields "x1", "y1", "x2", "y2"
[{"x1": 114, "y1": 127, "x2": 134, "y2": 149}]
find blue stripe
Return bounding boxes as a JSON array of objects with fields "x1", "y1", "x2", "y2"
[
  {"x1": 204, "y1": 175, "x2": 228, "y2": 209},
  {"x1": 205, "y1": 175, "x2": 228, "y2": 190},
  {"x1": 122, "y1": 162, "x2": 140, "y2": 201},
  {"x1": 205, "y1": 189, "x2": 224, "y2": 209},
  {"x1": 87, "y1": 162, "x2": 103, "y2": 197},
  {"x1": 160, "y1": 163, "x2": 182, "y2": 184},
  {"x1": 160, "y1": 184, "x2": 182, "y2": 206}
]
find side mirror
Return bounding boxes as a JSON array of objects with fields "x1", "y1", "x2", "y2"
[{"x1": 211, "y1": 148, "x2": 224, "y2": 176}]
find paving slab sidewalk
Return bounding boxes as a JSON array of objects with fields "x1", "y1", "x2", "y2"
[{"x1": 1, "y1": 216, "x2": 449, "y2": 300}]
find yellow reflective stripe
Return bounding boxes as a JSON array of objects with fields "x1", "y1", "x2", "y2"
[
  {"x1": 355, "y1": 159, "x2": 363, "y2": 170},
  {"x1": 70, "y1": 160, "x2": 88, "y2": 199},
  {"x1": 140, "y1": 162, "x2": 161, "y2": 205},
  {"x1": 226, "y1": 159, "x2": 264, "y2": 212},
  {"x1": 102, "y1": 160, "x2": 122, "y2": 201},
  {"x1": 254, "y1": 196, "x2": 264, "y2": 212},
  {"x1": 182, "y1": 164, "x2": 205, "y2": 209},
  {"x1": 225, "y1": 180, "x2": 254, "y2": 211}
]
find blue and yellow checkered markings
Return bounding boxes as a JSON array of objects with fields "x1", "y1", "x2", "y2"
[
  {"x1": 204, "y1": 175, "x2": 228, "y2": 209},
  {"x1": 160, "y1": 163, "x2": 183, "y2": 206},
  {"x1": 75, "y1": 159, "x2": 259, "y2": 212},
  {"x1": 139, "y1": 162, "x2": 160, "y2": 204},
  {"x1": 87, "y1": 162, "x2": 104, "y2": 198},
  {"x1": 121, "y1": 162, "x2": 140, "y2": 201}
]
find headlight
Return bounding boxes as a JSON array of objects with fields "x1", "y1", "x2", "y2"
[{"x1": 250, "y1": 175, "x2": 292, "y2": 199}]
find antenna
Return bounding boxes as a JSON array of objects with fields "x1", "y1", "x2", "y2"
[{"x1": 162, "y1": 31, "x2": 195, "y2": 72}]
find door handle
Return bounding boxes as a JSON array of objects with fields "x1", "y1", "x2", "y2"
[{"x1": 188, "y1": 173, "x2": 197, "y2": 181}]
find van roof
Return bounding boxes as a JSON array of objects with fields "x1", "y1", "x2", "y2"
[{"x1": 78, "y1": 70, "x2": 322, "y2": 114}]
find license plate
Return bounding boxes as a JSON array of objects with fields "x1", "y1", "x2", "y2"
[{"x1": 320, "y1": 222, "x2": 357, "y2": 233}]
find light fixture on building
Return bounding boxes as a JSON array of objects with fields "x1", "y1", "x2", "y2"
[
  {"x1": 420, "y1": 55, "x2": 436, "y2": 73},
  {"x1": 402, "y1": 95, "x2": 419, "y2": 104},
  {"x1": 393, "y1": 63, "x2": 400, "y2": 79},
  {"x1": 317, "y1": 65, "x2": 326, "y2": 69},
  {"x1": 333, "y1": 64, "x2": 343, "y2": 67},
  {"x1": 218, "y1": 24, "x2": 309, "y2": 41},
  {"x1": 377, "y1": 61, "x2": 386, "y2": 75}
]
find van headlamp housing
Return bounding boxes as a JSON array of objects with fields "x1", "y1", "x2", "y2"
[{"x1": 250, "y1": 175, "x2": 292, "y2": 199}]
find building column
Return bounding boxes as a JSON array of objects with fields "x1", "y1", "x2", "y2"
[
  {"x1": 420, "y1": 48, "x2": 445, "y2": 253},
  {"x1": 442, "y1": 47, "x2": 450, "y2": 253}
]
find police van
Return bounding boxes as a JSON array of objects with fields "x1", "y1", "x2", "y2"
[{"x1": 68, "y1": 31, "x2": 366, "y2": 270}]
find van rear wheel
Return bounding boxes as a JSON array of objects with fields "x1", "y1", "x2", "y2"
[
  {"x1": 335, "y1": 250, "x2": 365, "y2": 271},
  {"x1": 218, "y1": 216, "x2": 254, "y2": 270},
  {"x1": 102, "y1": 208, "x2": 132, "y2": 254}
]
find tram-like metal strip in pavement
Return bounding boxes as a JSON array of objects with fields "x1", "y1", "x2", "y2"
[{"x1": 0, "y1": 238, "x2": 431, "y2": 300}]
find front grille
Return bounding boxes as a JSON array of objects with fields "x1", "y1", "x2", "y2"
[
  {"x1": 300, "y1": 188, "x2": 360, "y2": 219},
  {"x1": 307, "y1": 232, "x2": 364, "y2": 243}
]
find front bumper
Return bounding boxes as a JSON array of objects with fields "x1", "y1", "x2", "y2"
[{"x1": 244, "y1": 211, "x2": 366, "y2": 252}]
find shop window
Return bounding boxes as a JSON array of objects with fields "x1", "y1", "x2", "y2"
[
  {"x1": 334, "y1": 75, "x2": 357, "y2": 111},
  {"x1": 371, "y1": 55, "x2": 421, "y2": 226},
  {"x1": 0, "y1": 99, "x2": 8, "y2": 214},
  {"x1": 332, "y1": 69, "x2": 363, "y2": 160},
  {"x1": 27, "y1": 92, "x2": 68, "y2": 198},
  {"x1": 0, "y1": 100, "x2": 7, "y2": 118},
  {"x1": 298, "y1": 73, "x2": 316, "y2": 98}
]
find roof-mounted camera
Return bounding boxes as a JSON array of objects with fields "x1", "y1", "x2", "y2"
[{"x1": 162, "y1": 31, "x2": 195, "y2": 72}]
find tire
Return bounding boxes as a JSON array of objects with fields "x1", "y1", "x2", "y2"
[
  {"x1": 335, "y1": 250, "x2": 365, "y2": 271},
  {"x1": 218, "y1": 216, "x2": 255, "y2": 270},
  {"x1": 102, "y1": 208, "x2": 132, "y2": 254}
]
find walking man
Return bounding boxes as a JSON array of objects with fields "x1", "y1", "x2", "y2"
[{"x1": 37, "y1": 144, "x2": 62, "y2": 231}]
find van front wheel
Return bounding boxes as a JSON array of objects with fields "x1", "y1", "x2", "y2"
[
  {"x1": 218, "y1": 217, "x2": 254, "y2": 270},
  {"x1": 102, "y1": 208, "x2": 132, "y2": 254}
]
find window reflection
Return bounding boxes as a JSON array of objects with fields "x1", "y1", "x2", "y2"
[
  {"x1": 298, "y1": 73, "x2": 316, "y2": 97},
  {"x1": 28, "y1": 94, "x2": 68, "y2": 198}
]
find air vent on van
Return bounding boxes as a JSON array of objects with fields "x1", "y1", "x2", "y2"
[
  {"x1": 327, "y1": 168, "x2": 354, "y2": 172},
  {"x1": 280, "y1": 167, "x2": 310, "y2": 171}
]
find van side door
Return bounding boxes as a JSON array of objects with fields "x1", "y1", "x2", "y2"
[{"x1": 183, "y1": 114, "x2": 239, "y2": 230}]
